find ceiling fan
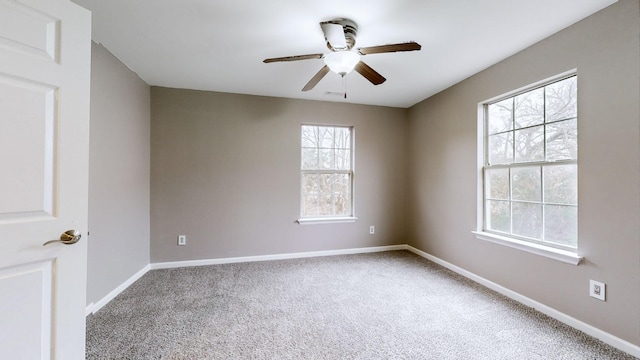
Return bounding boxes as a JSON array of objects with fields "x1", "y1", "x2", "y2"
[{"x1": 263, "y1": 18, "x2": 421, "y2": 93}]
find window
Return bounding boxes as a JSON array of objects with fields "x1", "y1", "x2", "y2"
[
  {"x1": 300, "y1": 125, "x2": 354, "y2": 221},
  {"x1": 481, "y1": 75, "x2": 578, "y2": 253}
]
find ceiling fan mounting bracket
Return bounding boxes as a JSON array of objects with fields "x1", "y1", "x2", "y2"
[{"x1": 321, "y1": 18, "x2": 358, "y2": 51}]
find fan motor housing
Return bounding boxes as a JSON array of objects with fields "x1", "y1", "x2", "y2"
[{"x1": 322, "y1": 18, "x2": 358, "y2": 51}]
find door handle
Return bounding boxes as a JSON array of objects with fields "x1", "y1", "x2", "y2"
[{"x1": 43, "y1": 230, "x2": 81, "y2": 246}]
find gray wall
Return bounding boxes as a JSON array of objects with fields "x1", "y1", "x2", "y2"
[
  {"x1": 407, "y1": 0, "x2": 640, "y2": 345},
  {"x1": 89, "y1": 0, "x2": 640, "y2": 349},
  {"x1": 87, "y1": 42, "x2": 151, "y2": 306},
  {"x1": 151, "y1": 88, "x2": 408, "y2": 262}
]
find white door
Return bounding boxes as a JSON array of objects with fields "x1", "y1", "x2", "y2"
[{"x1": 0, "y1": 0, "x2": 91, "y2": 359}]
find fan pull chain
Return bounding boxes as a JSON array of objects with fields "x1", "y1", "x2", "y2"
[{"x1": 342, "y1": 74, "x2": 347, "y2": 99}]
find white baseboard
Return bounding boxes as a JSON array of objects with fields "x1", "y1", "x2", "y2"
[
  {"x1": 403, "y1": 245, "x2": 640, "y2": 359},
  {"x1": 85, "y1": 264, "x2": 150, "y2": 316},
  {"x1": 150, "y1": 245, "x2": 406, "y2": 270}
]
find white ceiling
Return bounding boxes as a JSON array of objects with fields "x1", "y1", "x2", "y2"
[{"x1": 72, "y1": 0, "x2": 616, "y2": 108}]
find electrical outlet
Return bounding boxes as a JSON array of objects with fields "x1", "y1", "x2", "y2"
[
  {"x1": 589, "y1": 280, "x2": 605, "y2": 301},
  {"x1": 177, "y1": 235, "x2": 186, "y2": 246},
  {"x1": 369, "y1": 226, "x2": 375, "y2": 235}
]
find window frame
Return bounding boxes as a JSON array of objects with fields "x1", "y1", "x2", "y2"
[
  {"x1": 297, "y1": 124, "x2": 356, "y2": 224},
  {"x1": 474, "y1": 70, "x2": 583, "y2": 265}
]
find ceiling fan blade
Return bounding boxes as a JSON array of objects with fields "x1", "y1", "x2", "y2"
[
  {"x1": 263, "y1": 53, "x2": 324, "y2": 63},
  {"x1": 354, "y1": 61, "x2": 386, "y2": 85},
  {"x1": 357, "y1": 41, "x2": 421, "y2": 55},
  {"x1": 302, "y1": 66, "x2": 330, "y2": 91},
  {"x1": 320, "y1": 22, "x2": 347, "y2": 50}
]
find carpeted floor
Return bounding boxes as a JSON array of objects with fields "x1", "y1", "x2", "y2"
[{"x1": 86, "y1": 251, "x2": 636, "y2": 359}]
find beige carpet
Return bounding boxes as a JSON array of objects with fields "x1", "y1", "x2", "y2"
[{"x1": 86, "y1": 251, "x2": 636, "y2": 359}]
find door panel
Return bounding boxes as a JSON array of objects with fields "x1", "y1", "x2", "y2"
[
  {"x1": 0, "y1": 0, "x2": 91, "y2": 359},
  {"x1": 0, "y1": 261, "x2": 53, "y2": 359},
  {"x1": 0, "y1": 75, "x2": 57, "y2": 220},
  {"x1": 0, "y1": 0, "x2": 59, "y2": 61}
]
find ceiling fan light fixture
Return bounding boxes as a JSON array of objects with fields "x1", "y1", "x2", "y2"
[{"x1": 323, "y1": 51, "x2": 360, "y2": 76}]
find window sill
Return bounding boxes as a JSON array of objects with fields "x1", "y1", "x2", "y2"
[
  {"x1": 472, "y1": 231, "x2": 584, "y2": 265},
  {"x1": 297, "y1": 217, "x2": 358, "y2": 225}
]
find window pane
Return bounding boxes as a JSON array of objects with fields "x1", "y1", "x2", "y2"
[
  {"x1": 512, "y1": 202, "x2": 542, "y2": 239},
  {"x1": 335, "y1": 149, "x2": 351, "y2": 170},
  {"x1": 333, "y1": 173, "x2": 351, "y2": 194},
  {"x1": 486, "y1": 200, "x2": 510, "y2": 233},
  {"x1": 301, "y1": 125, "x2": 318, "y2": 148},
  {"x1": 319, "y1": 194, "x2": 334, "y2": 215},
  {"x1": 309, "y1": 174, "x2": 352, "y2": 216},
  {"x1": 488, "y1": 133, "x2": 513, "y2": 165},
  {"x1": 544, "y1": 164, "x2": 577, "y2": 205},
  {"x1": 511, "y1": 166, "x2": 541, "y2": 202},
  {"x1": 546, "y1": 77, "x2": 577, "y2": 122},
  {"x1": 334, "y1": 127, "x2": 351, "y2": 149},
  {"x1": 334, "y1": 193, "x2": 351, "y2": 215},
  {"x1": 514, "y1": 88, "x2": 544, "y2": 129},
  {"x1": 544, "y1": 205, "x2": 577, "y2": 248},
  {"x1": 546, "y1": 119, "x2": 577, "y2": 161},
  {"x1": 319, "y1": 127, "x2": 334, "y2": 148},
  {"x1": 301, "y1": 148, "x2": 318, "y2": 169},
  {"x1": 320, "y1": 148, "x2": 334, "y2": 169},
  {"x1": 488, "y1": 98, "x2": 513, "y2": 134},
  {"x1": 318, "y1": 174, "x2": 334, "y2": 194},
  {"x1": 515, "y1": 126, "x2": 544, "y2": 162},
  {"x1": 485, "y1": 168, "x2": 509, "y2": 200},
  {"x1": 301, "y1": 174, "x2": 319, "y2": 195},
  {"x1": 302, "y1": 195, "x2": 319, "y2": 217}
]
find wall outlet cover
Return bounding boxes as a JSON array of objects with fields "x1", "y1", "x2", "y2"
[{"x1": 589, "y1": 280, "x2": 605, "y2": 301}]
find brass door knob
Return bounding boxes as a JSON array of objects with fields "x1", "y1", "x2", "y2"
[{"x1": 43, "y1": 230, "x2": 81, "y2": 246}]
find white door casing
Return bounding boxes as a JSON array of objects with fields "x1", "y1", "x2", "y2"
[{"x1": 0, "y1": 0, "x2": 91, "y2": 359}]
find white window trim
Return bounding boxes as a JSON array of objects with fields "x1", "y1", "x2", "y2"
[
  {"x1": 472, "y1": 231, "x2": 583, "y2": 265},
  {"x1": 475, "y1": 69, "x2": 584, "y2": 265},
  {"x1": 297, "y1": 216, "x2": 358, "y2": 225}
]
